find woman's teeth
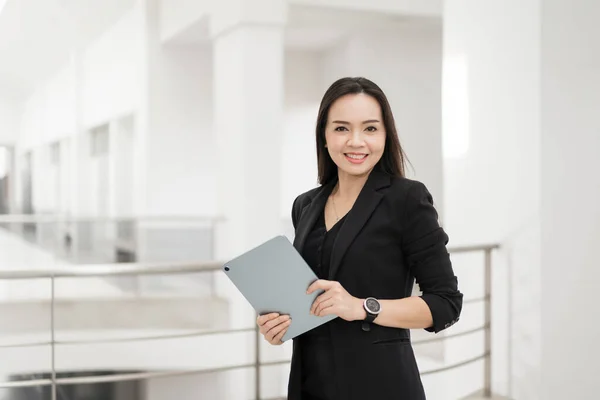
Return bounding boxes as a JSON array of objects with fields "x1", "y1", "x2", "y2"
[{"x1": 346, "y1": 154, "x2": 367, "y2": 159}]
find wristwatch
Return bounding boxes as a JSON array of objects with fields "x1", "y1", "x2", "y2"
[{"x1": 363, "y1": 297, "x2": 381, "y2": 323}]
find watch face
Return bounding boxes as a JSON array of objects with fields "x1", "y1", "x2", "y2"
[{"x1": 365, "y1": 298, "x2": 381, "y2": 314}]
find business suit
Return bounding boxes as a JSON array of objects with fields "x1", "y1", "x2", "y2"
[{"x1": 288, "y1": 168, "x2": 463, "y2": 400}]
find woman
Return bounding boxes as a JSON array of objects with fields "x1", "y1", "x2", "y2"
[{"x1": 257, "y1": 77, "x2": 463, "y2": 400}]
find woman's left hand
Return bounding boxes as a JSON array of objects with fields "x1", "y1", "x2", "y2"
[{"x1": 307, "y1": 280, "x2": 364, "y2": 322}]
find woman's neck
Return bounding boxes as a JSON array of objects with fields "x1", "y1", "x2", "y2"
[{"x1": 335, "y1": 170, "x2": 370, "y2": 202}]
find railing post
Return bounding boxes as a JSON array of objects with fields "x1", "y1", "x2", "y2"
[
  {"x1": 484, "y1": 248, "x2": 492, "y2": 397},
  {"x1": 51, "y1": 274, "x2": 57, "y2": 400},
  {"x1": 255, "y1": 322, "x2": 261, "y2": 400}
]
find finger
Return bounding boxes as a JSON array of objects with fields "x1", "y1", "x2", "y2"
[
  {"x1": 259, "y1": 314, "x2": 285, "y2": 335},
  {"x1": 257, "y1": 313, "x2": 278, "y2": 326},
  {"x1": 267, "y1": 319, "x2": 291, "y2": 343},
  {"x1": 262, "y1": 315, "x2": 290, "y2": 335},
  {"x1": 261, "y1": 317, "x2": 285, "y2": 335},
  {"x1": 306, "y1": 279, "x2": 335, "y2": 294},
  {"x1": 257, "y1": 313, "x2": 279, "y2": 326},
  {"x1": 310, "y1": 292, "x2": 333, "y2": 315},
  {"x1": 272, "y1": 324, "x2": 289, "y2": 344},
  {"x1": 315, "y1": 298, "x2": 335, "y2": 316},
  {"x1": 317, "y1": 304, "x2": 335, "y2": 317},
  {"x1": 267, "y1": 319, "x2": 290, "y2": 343}
]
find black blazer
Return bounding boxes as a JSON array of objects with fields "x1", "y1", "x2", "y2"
[{"x1": 287, "y1": 169, "x2": 463, "y2": 400}]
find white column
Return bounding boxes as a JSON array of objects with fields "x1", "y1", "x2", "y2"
[
  {"x1": 539, "y1": 1, "x2": 600, "y2": 399},
  {"x1": 444, "y1": 1, "x2": 600, "y2": 399},
  {"x1": 135, "y1": 0, "x2": 152, "y2": 218},
  {"x1": 68, "y1": 49, "x2": 93, "y2": 260},
  {"x1": 210, "y1": 1, "x2": 289, "y2": 399},
  {"x1": 443, "y1": 1, "x2": 542, "y2": 399},
  {"x1": 211, "y1": 0, "x2": 287, "y2": 260}
]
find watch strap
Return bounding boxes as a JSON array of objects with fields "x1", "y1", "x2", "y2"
[{"x1": 365, "y1": 311, "x2": 377, "y2": 323}]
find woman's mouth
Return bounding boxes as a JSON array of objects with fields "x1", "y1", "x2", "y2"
[{"x1": 345, "y1": 153, "x2": 368, "y2": 164}]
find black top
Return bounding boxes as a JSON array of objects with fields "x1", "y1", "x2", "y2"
[{"x1": 299, "y1": 211, "x2": 347, "y2": 400}]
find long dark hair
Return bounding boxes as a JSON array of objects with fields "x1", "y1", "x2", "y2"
[{"x1": 316, "y1": 77, "x2": 408, "y2": 185}]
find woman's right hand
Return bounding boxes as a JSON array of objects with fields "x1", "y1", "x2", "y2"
[{"x1": 257, "y1": 313, "x2": 291, "y2": 345}]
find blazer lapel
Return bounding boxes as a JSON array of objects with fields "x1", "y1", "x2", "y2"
[
  {"x1": 328, "y1": 170, "x2": 391, "y2": 280},
  {"x1": 292, "y1": 180, "x2": 336, "y2": 253}
]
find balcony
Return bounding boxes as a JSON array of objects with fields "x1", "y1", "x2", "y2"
[{"x1": 0, "y1": 215, "x2": 501, "y2": 399}]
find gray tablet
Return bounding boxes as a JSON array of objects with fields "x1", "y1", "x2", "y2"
[{"x1": 222, "y1": 235, "x2": 337, "y2": 342}]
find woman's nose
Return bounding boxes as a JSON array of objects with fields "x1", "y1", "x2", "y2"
[{"x1": 347, "y1": 131, "x2": 364, "y2": 147}]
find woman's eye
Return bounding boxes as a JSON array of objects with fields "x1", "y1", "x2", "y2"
[
  {"x1": 334, "y1": 126, "x2": 348, "y2": 132},
  {"x1": 365, "y1": 126, "x2": 377, "y2": 132}
]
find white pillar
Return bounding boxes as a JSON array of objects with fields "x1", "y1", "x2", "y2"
[
  {"x1": 210, "y1": 1, "x2": 289, "y2": 399},
  {"x1": 211, "y1": 0, "x2": 287, "y2": 261},
  {"x1": 539, "y1": 1, "x2": 600, "y2": 399},
  {"x1": 136, "y1": 0, "x2": 217, "y2": 264},
  {"x1": 443, "y1": 1, "x2": 542, "y2": 398},
  {"x1": 444, "y1": 1, "x2": 600, "y2": 399}
]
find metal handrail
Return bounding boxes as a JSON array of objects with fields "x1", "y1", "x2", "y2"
[
  {"x1": 0, "y1": 243, "x2": 497, "y2": 280},
  {"x1": 0, "y1": 327, "x2": 257, "y2": 349},
  {"x1": 0, "y1": 243, "x2": 500, "y2": 398},
  {"x1": 0, "y1": 214, "x2": 225, "y2": 223},
  {"x1": 0, "y1": 352, "x2": 491, "y2": 388},
  {"x1": 0, "y1": 260, "x2": 223, "y2": 280},
  {"x1": 0, "y1": 320, "x2": 490, "y2": 350}
]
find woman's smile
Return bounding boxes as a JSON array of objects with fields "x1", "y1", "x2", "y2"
[{"x1": 344, "y1": 153, "x2": 368, "y2": 164}]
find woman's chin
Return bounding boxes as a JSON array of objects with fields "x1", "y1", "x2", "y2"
[{"x1": 336, "y1": 165, "x2": 375, "y2": 178}]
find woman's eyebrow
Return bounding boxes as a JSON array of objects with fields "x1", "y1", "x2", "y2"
[{"x1": 331, "y1": 119, "x2": 380, "y2": 124}]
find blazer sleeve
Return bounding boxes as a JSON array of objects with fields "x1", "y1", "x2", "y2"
[{"x1": 401, "y1": 181, "x2": 463, "y2": 333}]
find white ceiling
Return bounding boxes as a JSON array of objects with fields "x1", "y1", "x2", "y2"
[
  {"x1": 167, "y1": 4, "x2": 438, "y2": 50},
  {"x1": 0, "y1": 1, "x2": 439, "y2": 102},
  {"x1": 285, "y1": 5, "x2": 434, "y2": 50},
  {"x1": 0, "y1": 0, "x2": 135, "y2": 101}
]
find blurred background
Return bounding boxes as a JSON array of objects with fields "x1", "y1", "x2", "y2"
[{"x1": 0, "y1": 0, "x2": 598, "y2": 399}]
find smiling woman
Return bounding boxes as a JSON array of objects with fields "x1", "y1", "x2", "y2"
[{"x1": 256, "y1": 77, "x2": 463, "y2": 400}]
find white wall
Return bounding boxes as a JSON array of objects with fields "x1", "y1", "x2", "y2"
[
  {"x1": 13, "y1": 5, "x2": 141, "y2": 218},
  {"x1": 0, "y1": 98, "x2": 19, "y2": 214},
  {"x1": 0, "y1": 98, "x2": 18, "y2": 145},
  {"x1": 289, "y1": 0, "x2": 442, "y2": 17},
  {"x1": 158, "y1": 0, "x2": 208, "y2": 43},
  {"x1": 143, "y1": 45, "x2": 216, "y2": 217},
  {"x1": 18, "y1": 66, "x2": 75, "y2": 151},
  {"x1": 81, "y1": 8, "x2": 140, "y2": 129},
  {"x1": 443, "y1": 1, "x2": 541, "y2": 399}
]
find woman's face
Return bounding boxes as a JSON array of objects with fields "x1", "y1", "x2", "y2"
[{"x1": 325, "y1": 93, "x2": 386, "y2": 180}]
